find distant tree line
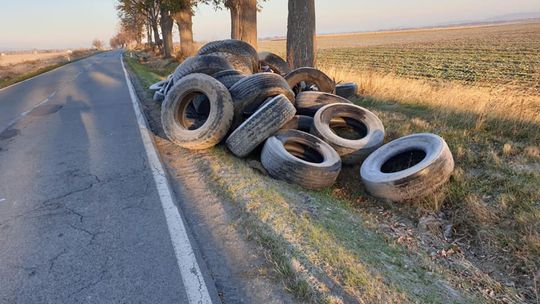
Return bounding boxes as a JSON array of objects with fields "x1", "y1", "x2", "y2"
[{"x1": 113, "y1": 0, "x2": 316, "y2": 68}]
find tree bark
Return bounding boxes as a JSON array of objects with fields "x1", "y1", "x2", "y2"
[
  {"x1": 239, "y1": 0, "x2": 257, "y2": 50},
  {"x1": 151, "y1": 21, "x2": 161, "y2": 48},
  {"x1": 160, "y1": 6, "x2": 174, "y2": 58},
  {"x1": 229, "y1": 1, "x2": 241, "y2": 40},
  {"x1": 287, "y1": 0, "x2": 316, "y2": 68},
  {"x1": 146, "y1": 22, "x2": 153, "y2": 45},
  {"x1": 173, "y1": 8, "x2": 195, "y2": 57}
]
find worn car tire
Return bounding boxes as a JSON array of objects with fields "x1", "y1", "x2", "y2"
[
  {"x1": 229, "y1": 73, "x2": 295, "y2": 127},
  {"x1": 163, "y1": 77, "x2": 175, "y2": 96},
  {"x1": 207, "y1": 52, "x2": 253, "y2": 74},
  {"x1": 360, "y1": 133, "x2": 454, "y2": 202},
  {"x1": 213, "y1": 69, "x2": 246, "y2": 89},
  {"x1": 335, "y1": 82, "x2": 358, "y2": 99},
  {"x1": 149, "y1": 78, "x2": 168, "y2": 91},
  {"x1": 153, "y1": 89, "x2": 165, "y2": 102},
  {"x1": 258, "y1": 52, "x2": 290, "y2": 75},
  {"x1": 311, "y1": 103, "x2": 385, "y2": 165},
  {"x1": 198, "y1": 39, "x2": 258, "y2": 73},
  {"x1": 172, "y1": 55, "x2": 233, "y2": 82},
  {"x1": 295, "y1": 91, "x2": 352, "y2": 116},
  {"x1": 285, "y1": 67, "x2": 336, "y2": 94},
  {"x1": 261, "y1": 130, "x2": 342, "y2": 190},
  {"x1": 226, "y1": 94, "x2": 296, "y2": 157},
  {"x1": 161, "y1": 73, "x2": 234, "y2": 150},
  {"x1": 280, "y1": 115, "x2": 313, "y2": 133}
]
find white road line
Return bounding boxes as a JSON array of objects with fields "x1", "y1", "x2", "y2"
[
  {"x1": 120, "y1": 55, "x2": 213, "y2": 304},
  {"x1": 0, "y1": 198, "x2": 5, "y2": 203},
  {"x1": 0, "y1": 90, "x2": 57, "y2": 135}
]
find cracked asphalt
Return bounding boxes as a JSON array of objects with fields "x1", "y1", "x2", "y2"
[{"x1": 0, "y1": 51, "x2": 192, "y2": 303}]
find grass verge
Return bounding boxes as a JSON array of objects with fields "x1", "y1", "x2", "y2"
[{"x1": 126, "y1": 50, "x2": 538, "y2": 303}]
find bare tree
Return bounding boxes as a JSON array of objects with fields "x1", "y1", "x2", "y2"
[
  {"x1": 92, "y1": 39, "x2": 104, "y2": 50},
  {"x1": 117, "y1": 0, "x2": 161, "y2": 49},
  {"x1": 159, "y1": 2, "x2": 175, "y2": 58},
  {"x1": 286, "y1": 0, "x2": 316, "y2": 68},
  {"x1": 172, "y1": 3, "x2": 196, "y2": 56},
  {"x1": 214, "y1": 0, "x2": 261, "y2": 49}
]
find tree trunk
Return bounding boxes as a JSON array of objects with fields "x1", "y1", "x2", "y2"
[
  {"x1": 146, "y1": 23, "x2": 153, "y2": 45},
  {"x1": 151, "y1": 20, "x2": 161, "y2": 49},
  {"x1": 229, "y1": 2, "x2": 241, "y2": 40},
  {"x1": 160, "y1": 6, "x2": 174, "y2": 58},
  {"x1": 287, "y1": 0, "x2": 316, "y2": 68},
  {"x1": 239, "y1": 0, "x2": 257, "y2": 50},
  {"x1": 173, "y1": 8, "x2": 195, "y2": 57}
]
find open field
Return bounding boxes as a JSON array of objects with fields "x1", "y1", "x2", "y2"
[
  {"x1": 0, "y1": 49, "x2": 97, "y2": 89},
  {"x1": 261, "y1": 22, "x2": 540, "y2": 92},
  {"x1": 0, "y1": 51, "x2": 72, "y2": 66},
  {"x1": 126, "y1": 21, "x2": 540, "y2": 302}
]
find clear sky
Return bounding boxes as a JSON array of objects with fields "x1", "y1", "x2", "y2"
[{"x1": 1, "y1": 0, "x2": 539, "y2": 50}]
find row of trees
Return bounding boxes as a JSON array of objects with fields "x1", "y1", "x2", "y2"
[{"x1": 114, "y1": 0, "x2": 316, "y2": 68}]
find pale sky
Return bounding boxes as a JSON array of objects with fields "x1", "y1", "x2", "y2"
[{"x1": 1, "y1": 0, "x2": 539, "y2": 50}]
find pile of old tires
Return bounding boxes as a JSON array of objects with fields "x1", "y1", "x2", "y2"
[{"x1": 150, "y1": 39, "x2": 454, "y2": 202}]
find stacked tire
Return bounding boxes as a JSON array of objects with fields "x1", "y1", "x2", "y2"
[{"x1": 152, "y1": 39, "x2": 453, "y2": 201}]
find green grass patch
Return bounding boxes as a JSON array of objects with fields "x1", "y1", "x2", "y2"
[{"x1": 124, "y1": 53, "x2": 164, "y2": 89}]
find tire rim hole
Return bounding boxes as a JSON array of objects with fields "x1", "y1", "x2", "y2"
[
  {"x1": 284, "y1": 141, "x2": 324, "y2": 164},
  {"x1": 294, "y1": 81, "x2": 320, "y2": 94},
  {"x1": 329, "y1": 117, "x2": 367, "y2": 140},
  {"x1": 177, "y1": 92, "x2": 210, "y2": 130},
  {"x1": 381, "y1": 149, "x2": 426, "y2": 173}
]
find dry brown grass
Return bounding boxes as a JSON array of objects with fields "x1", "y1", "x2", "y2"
[
  {"x1": 0, "y1": 51, "x2": 71, "y2": 66},
  {"x1": 321, "y1": 66, "x2": 540, "y2": 124},
  {"x1": 0, "y1": 50, "x2": 96, "y2": 89}
]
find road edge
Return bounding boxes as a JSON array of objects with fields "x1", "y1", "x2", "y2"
[{"x1": 120, "y1": 53, "x2": 216, "y2": 304}]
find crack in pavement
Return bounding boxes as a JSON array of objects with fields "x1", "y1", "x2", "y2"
[
  {"x1": 67, "y1": 269, "x2": 108, "y2": 299},
  {"x1": 49, "y1": 249, "x2": 68, "y2": 272},
  {"x1": 67, "y1": 223, "x2": 104, "y2": 245}
]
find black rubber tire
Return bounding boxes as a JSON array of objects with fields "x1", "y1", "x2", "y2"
[
  {"x1": 229, "y1": 72, "x2": 295, "y2": 128},
  {"x1": 280, "y1": 115, "x2": 313, "y2": 133},
  {"x1": 261, "y1": 129, "x2": 342, "y2": 190},
  {"x1": 258, "y1": 52, "x2": 290, "y2": 75},
  {"x1": 161, "y1": 73, "x2": 234, "y2": 150},
  {"x1": 295, "y1": 91, "x2": 352, "y2": 116},
  {"x1": 360, "y1": 133, "x2": 454, "y2": 202},
  {"x1": 311, "y1": 103, "x2": 385, "y2": 165},
  {"x1": 153, "y1": 90, "x2": 165, "y2": 102},
  {"x1": 164, "y1": 76, "x2": 176, "y2": 95},
  {"x1": 284, "y1": 67, "x2": 336, "y2": 94},
  {"x1": 226, "y1": 94, "x2": 296, "y2": 157},
  {"x1": 172, "y1": 55, "x2": 234, "y2": 82},
  {"x1": 197, "y1": 39, "x2": 258, "y2": 73},
  {"x1": 206, "y1": 52, "x2": 253, "y2": 75},
  {"x1": 212, "y1": 69, "x2": 246, "y2": 89},
  {"x1": 335, "y1": 82, "x2": 358, "y2": 100},
  {"x1": 149, "y1": 79, "x2": 167, "y2": 91}
]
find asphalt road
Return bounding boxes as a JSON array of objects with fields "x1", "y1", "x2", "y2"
[{"x1": 0, "y1": 51, "x2": 213, "y2": 303}]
